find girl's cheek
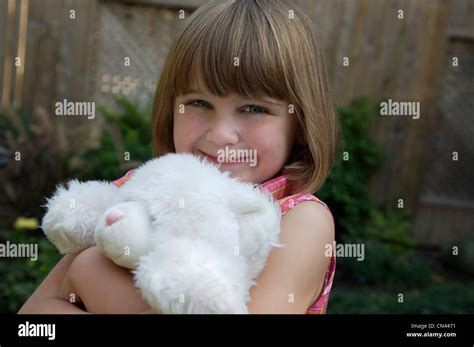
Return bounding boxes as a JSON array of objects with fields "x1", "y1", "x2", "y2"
[
  {"x1": 250, "y1": 124, "x2": 293, "y2": 162},
  {"x1": 246, "y1": 124, "x2": 278, "y2": 149},
  {"x1": 174, "y1": 113, "x2": 208, "y2": 148}
]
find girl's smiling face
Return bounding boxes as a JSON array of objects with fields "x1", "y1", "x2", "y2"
[{"x1": 173, "y1": 87, "x2": 298, "y2": 184}]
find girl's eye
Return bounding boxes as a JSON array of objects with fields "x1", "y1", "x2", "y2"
[
  {"x1": 188, "y1": 99, "x2": 210, "y2": 108},
  {"x1": 242, "y1": 105, "x2": 268, "y2": 115},
  {"x1": 186, "y1": 100, "x2": 268, "y2": 115}
]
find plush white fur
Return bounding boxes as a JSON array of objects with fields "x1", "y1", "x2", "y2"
[{"x1": 41, "y1": 153, "x2": 283, "y2": 314}]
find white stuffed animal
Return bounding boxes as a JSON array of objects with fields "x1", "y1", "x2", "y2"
[{"x1": 41, "y1": 153, "x2": 282, "y2": 314}]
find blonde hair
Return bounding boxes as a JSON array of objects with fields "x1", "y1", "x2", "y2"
[{"x1": 152, "y1": 0, "x2": 340, "y2": 194}]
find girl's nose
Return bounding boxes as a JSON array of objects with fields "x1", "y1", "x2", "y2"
[{"x1": 206, "y1": 117, "x2": 239, "y2": 146}]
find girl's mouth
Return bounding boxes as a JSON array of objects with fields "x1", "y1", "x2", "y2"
[
  {"x1": 198, "y1": 150, "x2": 219, "y2": 164},
  {"x1": 197, "y1": 150, "x2": 243, "y2": 166}
]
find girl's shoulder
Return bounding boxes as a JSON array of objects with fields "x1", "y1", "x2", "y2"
[{"x1": 277, "y1": 192, "x2": 331, "y2": 217}]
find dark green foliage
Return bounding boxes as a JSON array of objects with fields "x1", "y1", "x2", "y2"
[
  {"x1": 318, "y1": 98, "x2": 431, "y2": 288},
  {"x1": 330, "y1": 282, "x2": 474, "y2": 314},
  {"x1": 0, "y1": 109, "x2": 71, "y2": 230},
  {"x1": 0, "y1": 227, "x2": 61, "y2": 313},
  {"x1": 71, "y1": 96, "x2": 153, "y2": 181},
  {"x1": 318, "y1": 98, "x2": 384, "y2": 238}
]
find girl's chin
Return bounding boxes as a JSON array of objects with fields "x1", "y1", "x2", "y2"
[
  {"x1": 218, "y1": 165, "x2": 246, "y2": 177},
  {"x1": 221, "y1": 168, "x2": 260, "y2": 185},
  {"x1": 190, "y1": 149, "x2": 259, "y2": 183}
]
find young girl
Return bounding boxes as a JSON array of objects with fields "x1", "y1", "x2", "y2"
[{"x1": 19, "y1": 0, "x2": 340, "y2": 314}]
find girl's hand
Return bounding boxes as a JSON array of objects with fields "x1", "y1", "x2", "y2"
[
  {"x1": 18, "y1": 253, "x2": 90, "y2": 314},
  {"x1": 66, "y1": 246, "x2": 151, "y2": 313}
]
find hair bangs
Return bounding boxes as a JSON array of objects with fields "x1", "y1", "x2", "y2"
[{"x1": 172, "y1": 1, "x2": 290, "y2": 102}]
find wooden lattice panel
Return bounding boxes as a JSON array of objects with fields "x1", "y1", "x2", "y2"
[{"x1": 88, "y1": 1, "x2": 185, "y2": 110}]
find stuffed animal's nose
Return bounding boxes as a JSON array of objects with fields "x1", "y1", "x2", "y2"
[{"x1": 105, "y1": 210, "x2": 125, "y2": 226}]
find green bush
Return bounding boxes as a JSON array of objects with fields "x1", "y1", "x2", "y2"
[
  {"x1": 70, "y1": 96, "x2": 153, "y2": 181},
  {"x1": 318, "y1": 98, "x2": 432, "y2": 288},
  {"x1": 318, "y1": 98, "x2": 384, "y2": 237},
  {"x1": 329, "y1": 282, "x2": 474, "y2": 314},
  {"x1": 0, "y1": 227, "x2": 61, "y2": 313},
  {"x1": 337, "y1": 206, "x2": 432, "y2": 289},
  {"x1": 0, "y1": 108, "x2": 72, "y2": 230}
]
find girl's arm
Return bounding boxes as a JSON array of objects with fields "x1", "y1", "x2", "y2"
[
  {"x1": 59, "y1": 246, "x2": 151, "y2": 313},
  {"x1": 247, "y1": 201, "x2": 335, "y2": 313},
  {"x1": 17, "y1": 253, "x2": 89, "y2": 314}
]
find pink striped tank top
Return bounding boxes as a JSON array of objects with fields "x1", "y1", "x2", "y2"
[{"x1": 112, "y1": 170, "x2": 336, "y2": 314}]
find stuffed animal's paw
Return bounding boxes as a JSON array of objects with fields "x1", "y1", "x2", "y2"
[{"x1": 94, "y1": 201, "x2": 153, "y2": 269}]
